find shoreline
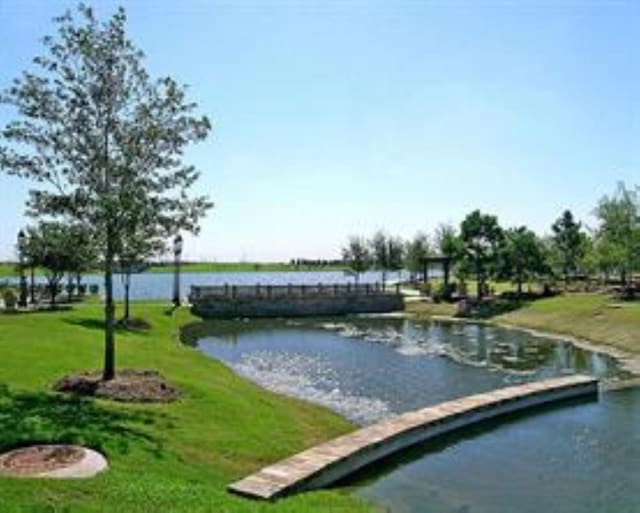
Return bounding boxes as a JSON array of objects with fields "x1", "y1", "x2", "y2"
[{"x1": 428, "y1": 314, "x2": 640, "y2": 378}]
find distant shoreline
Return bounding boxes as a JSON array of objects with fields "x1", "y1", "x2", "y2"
[{"x1": 0, "y1": 261, "x2": 347, "y2": 278}]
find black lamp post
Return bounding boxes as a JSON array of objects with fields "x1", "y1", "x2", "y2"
[
  {"x1": 17, "y1": 230, "x2": 28, "y2": 308},
  {"x1": 172, "y1": 234, "x2": 183, "y2": 307}
]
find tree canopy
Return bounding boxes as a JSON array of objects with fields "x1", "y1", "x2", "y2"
[{"x1": 0, "y1": 5, "x2": 212, "y2": 378}]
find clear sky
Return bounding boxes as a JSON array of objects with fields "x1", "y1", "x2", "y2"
[{"x1": 0, "y1": 0, "x2": 638, "y2": 261}]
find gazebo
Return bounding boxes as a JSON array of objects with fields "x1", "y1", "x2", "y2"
[{"x1": 418, "y1": 255, "x2": 453, "y2": 287}]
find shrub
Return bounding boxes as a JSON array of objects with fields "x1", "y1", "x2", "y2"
[
  {"x1": 2, "y1": 289, "x2": 18, "y2": 310},
  {"x1": 89, "y1": 284, "x2": 99, "y2": 295}
]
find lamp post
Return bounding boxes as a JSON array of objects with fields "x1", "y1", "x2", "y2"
[
  {"x1": 172, "y1": 234, "x2": 183, "y2": 307},
  {"x1": 17, "y1": 230, "x2": 28, "y2": 308}
]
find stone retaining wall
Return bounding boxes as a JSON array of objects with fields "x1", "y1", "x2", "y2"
[{"x1": 191, "y1": 293, "x2": 404, "y2": 318}]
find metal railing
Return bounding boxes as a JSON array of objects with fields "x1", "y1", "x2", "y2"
[{"x1": 190, "y1": 282, "x2": 400, "y2": 300}]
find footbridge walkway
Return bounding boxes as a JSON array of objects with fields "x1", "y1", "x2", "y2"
[{"x1": 229, "y1": 374, "x2": 598, "y2": 500}]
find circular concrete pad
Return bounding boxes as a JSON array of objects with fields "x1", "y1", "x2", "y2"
[{"x1": 0, "y1": 445, "x2": 108, "y2": 479}]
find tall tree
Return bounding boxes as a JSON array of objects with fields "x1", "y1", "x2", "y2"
[
  {"x1": 551, "y1": 210, "x2": 585, "y2": 286},
  {"x1": 370, "y1": 231, "x2": 391, "y2": 287},
  {"x1": 594, "y1": 182, "x2": 640, "y2": 287},
  {"x1": 405, "y1": 232, "x2": 430, "y2": 280},
  {"x1": 342, "y1": 236, "x2": 371, "y2": 285},
  {"x1": 460, "y1": 210, "x2": 504, "y2": 299},
  {"x1": 369, "y1": 231, "x2": 403, "y2": 288},
  {"x1": 502, "y1": 226, "x2": 547, "y2": 297},
  {"x1": 434, "y1": 223, "x2": 460, "y2": 288},
  {"x1": 25, "y1": 222, "x2": 76, "y2": 306},
  {"x1": 0, "y1": 6, "x2": 212, "y2": 379},
  {"x1": 387, "y1": 235, "x2": 405, "y2": 281}
]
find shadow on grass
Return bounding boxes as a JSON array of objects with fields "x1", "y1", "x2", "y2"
[
  {"x1": 0, "y1": 383, "x2": 170, "y2": 458},
  {"x1": 62, "y1": 318, "x2": 151, "y2": 336},
  {"x1": 1, "y1": 305, "x2": 74, "y2": 316}
]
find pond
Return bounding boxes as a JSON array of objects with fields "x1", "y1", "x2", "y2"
[{"x1": 196, "y1": 317, "x2": 639, "y2": 513}]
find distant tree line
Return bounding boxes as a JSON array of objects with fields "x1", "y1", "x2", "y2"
[
  {"x1": 289, "y1": 258, "x2": 344, "y2": 267},
  {"x1": 342, "y1": 182, "x2": 640, "y2": 300}
]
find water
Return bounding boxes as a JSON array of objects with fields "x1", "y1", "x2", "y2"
[
  {"x1": 4, "y1": 270, "x2": 407, "y2": 301},
  {"x1": 196, "y1": 318, "x2": 639, "y2": 513}
]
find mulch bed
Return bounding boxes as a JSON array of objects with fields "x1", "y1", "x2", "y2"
[
  {"x1": 53, "y1": 369, "x2": 181, "y2": 403},
  {"x1": 0, "y1": 445, "x2": 85, "y2": 476}
]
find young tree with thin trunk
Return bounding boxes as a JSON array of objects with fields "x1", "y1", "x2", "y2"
[
  {"x1": 594, "y1": 182, "x2": 640, "y2": 289},
  {"x1": 0, "y1": 5, "x2": 212, "y2": 380},
  {"x1": 370, "y1": 231, "x2": 390, "y2": 288},
  {"x1": 342, "y1": 236, "x2": 371, "y2": 285},
  {"x1": 460, "y1": 210, "x2": 504, "y2": 299},
  {"x1": 435, "y1": 223, "x2": 461, "y2": 289},
  {"x1": 405, "y1": 232, "x2": 430, "y2": 281},
  {"x1": 551, "y1": 210, "x2": 585, "y2": 287},
  {"x1": 502, "y1": 226, "x2": 547, "y2": 298},
  {"x1": 24, "y1": 222, "x2": 75, "y2": 306}
]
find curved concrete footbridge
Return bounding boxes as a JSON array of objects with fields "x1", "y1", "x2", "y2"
[{"x1": 229, "y1": 374, "x2": 598, "y2": 500}]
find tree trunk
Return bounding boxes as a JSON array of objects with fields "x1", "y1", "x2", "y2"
[
  {"x1": 443, "y1": 261, "x2": 450, "y2": 288},
  {"x1": 30, "y1": 266, "x2": 35, "y2": 304},
  {"x1": 103, "y1": 244, "x2": 116, "y2": 381},
  {"x1": 67, "y1": 274, "x2": 73, "y2": 303},
  {"x1": 382, "y1": 270, "x2": 386, "y2": 291},
  {"x1": 123, "y1": 271, "x2": 131, "y2": 322},
  {"x1": 476, "y1": 255, "x2": 482, "y2": 299},
  {"x1": 49, "y1": 279, "x2": 57, "y2": 307},
  {"x1": 517, "y1": 277, "x2": 523, "y2": 298}
]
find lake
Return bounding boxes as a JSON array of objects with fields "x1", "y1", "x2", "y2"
[
  {"x1": 196, "y1": 317, "x2": 639, "y2": 513},
  {"x1": 5, "y1": 270, "x2": 409, "y2": 301}
]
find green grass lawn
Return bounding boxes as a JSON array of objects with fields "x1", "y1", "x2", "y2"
[
  {"x1": 496, "y1": 293, "x2": 640, "y2": 356},
  {"x1": 0, "y1": 262, "x2": 19, "y2": 278},
  {"x1": 0, "y1": 303, "x2": 376, "y2": 512}
]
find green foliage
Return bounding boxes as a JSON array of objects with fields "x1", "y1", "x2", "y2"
[
  {"x1": 342, "y1": 235, "x2": 371, "y2": 283},
  {"x1": 0, "y1": 5, "x2": 212, "y2": 379},
  {"x1": 551, "y1": 210, "x2": 585, "y2": 283},
  {"x1": 594, "y1": 182, "x2": 640, "y2": 285},
  {"x1": 26, "y1": 222, "x2": 78, "y2": 305},
  {"x1": 404, "y1": 232, "x2": 430, "y2": 275},
  {"x1": 459, "y1": 210, "x2": 504, "y2": 298},
  {"x1": 501, "y1": 226, "x2": 548, "y2": 295},
  {"x1": 2, "y1": 289, "x2": 17, "y2": 310}
]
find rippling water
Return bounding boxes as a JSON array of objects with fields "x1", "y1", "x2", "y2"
[
  {"x1": 196, "y1": 318, "x2": 638, "y2": 513},
  {"x1": 198, "y1": 318, "x2": 626, "y2": 425}
]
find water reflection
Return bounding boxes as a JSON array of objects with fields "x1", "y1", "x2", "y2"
[
  {"x1": 196, "y1": 318, "x2": 638, "y2": 513},
  {"x1": 197, "y1": 318, "x2": 627, "y2": 425}
]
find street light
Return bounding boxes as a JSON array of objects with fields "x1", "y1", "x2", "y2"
[
  {"x1": 172, "y1": 234, "x2": 183, "y2": 307},
  {"x1": 17, "y1": 230, "x2": 28, "y2": 308}
]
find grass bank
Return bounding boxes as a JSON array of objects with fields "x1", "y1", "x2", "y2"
[
  {"x1": 406, "y1": 294, "x2": 640, "y2": 357},
  {"x1": 0, "y1": 303, "x2": 375, "y2": 512},
  {"x1": 495, "y1": 294, "x2": 640, "y2": 356}
]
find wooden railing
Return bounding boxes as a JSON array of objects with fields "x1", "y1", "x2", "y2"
[{"x1": 190, "y1": 282, "x2": 400, "y2": 301}]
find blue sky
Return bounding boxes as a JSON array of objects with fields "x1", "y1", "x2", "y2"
[{"x1": 0, "y1": 0, "x2": 638, "y2": 261}]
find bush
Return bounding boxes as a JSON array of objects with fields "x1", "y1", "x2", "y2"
[
  {"x1": 78, "y1": 284, "x2": 87, "y2": 295},
  {"x1": 2, "y1": 289, "x2": 18, "y2": 310},
  {"x1": 89, "y1": 284, "x2": 99, "y2": 295},
  {"x1": 433, "y1": 282, "x2": 457, "y2": 303}
]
